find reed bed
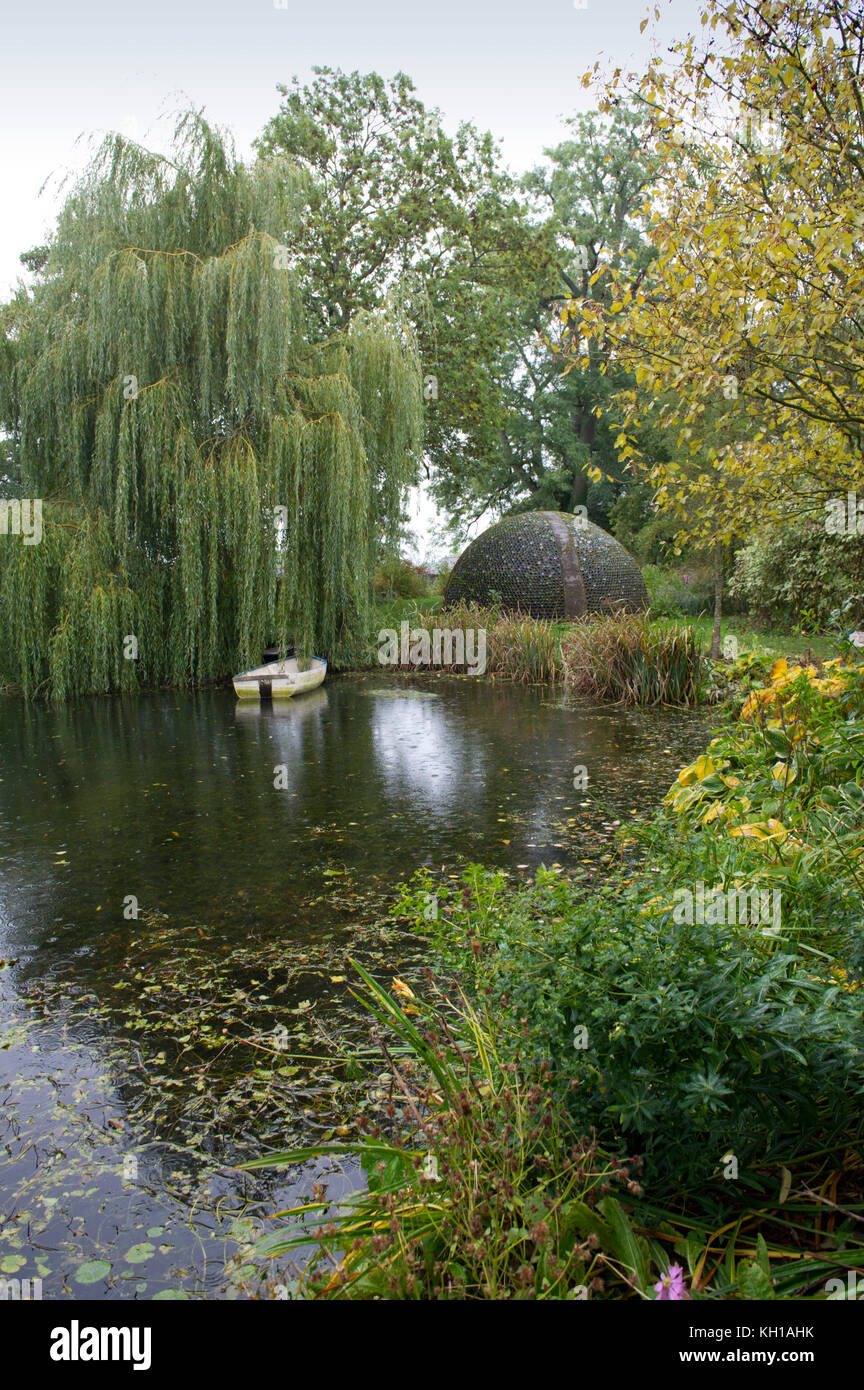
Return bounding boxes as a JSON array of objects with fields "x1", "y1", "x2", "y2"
[
  {"x1": 560, "y1": 612, "x2": 704, "y2": 707},
  {"x1": 368, "y1": 602, "x2": 704, "y2": 704},
  {"x1": 432, "y1": 601, "x2": 562, "y2": 684}
]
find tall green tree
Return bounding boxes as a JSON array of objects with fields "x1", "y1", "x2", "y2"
[
  {"x1": 570, "y1": 0, "x2": 864, "y2": 650},
  {"x1": 255, "y1": 68, "x2": 556, "y2": 501},
  {"x1": 0, "y1": 114, "x2": 422, "y2": 699},
  {"x1": 429, "y1": 106, "x2": 666, "y2": 528}
]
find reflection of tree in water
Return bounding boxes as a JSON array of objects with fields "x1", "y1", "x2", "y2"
[
  {"x1": 0, "y1": 678, "x2": 716, "y2": 969},
  {"x1": 355, "y1": 677, "x2": 716, "y2": 855}
]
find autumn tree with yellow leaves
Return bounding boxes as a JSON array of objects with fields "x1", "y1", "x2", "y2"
[{"x1": 570, "y1": 0, "x2": 864, "y2": 654}]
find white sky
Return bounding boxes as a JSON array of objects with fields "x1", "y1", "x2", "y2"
[{"x1": 1, "y1": 0, "x2": 709, "y2": 559}]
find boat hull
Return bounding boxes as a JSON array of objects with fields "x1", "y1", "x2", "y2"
[{"x1": 232, "y1": 657, "x2": 327, "y2": 700}]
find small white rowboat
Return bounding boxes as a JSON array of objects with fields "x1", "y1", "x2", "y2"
[{"x1": 232, "y1": 656, "x2": 327, "y2": 700}]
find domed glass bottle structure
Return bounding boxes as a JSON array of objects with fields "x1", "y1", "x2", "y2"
[{"x1": 444, "y1": 511, "x2": 648, "y2": 619}]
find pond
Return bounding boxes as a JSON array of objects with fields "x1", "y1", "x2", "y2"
[{"x1": 0, "y1": 675, "x2": 717, "y2": 1299}]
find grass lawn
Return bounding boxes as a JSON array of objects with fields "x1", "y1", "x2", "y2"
[{"x1": 680, "y1": 613, "x2": 837, "y2": 662}]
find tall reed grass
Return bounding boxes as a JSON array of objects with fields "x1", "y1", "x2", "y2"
[
  {"x1": 434, "y1": 601, "x2": 562, "y2": 683},
  {"x1": 560, "y1": 613, "x2": 704, "y2": 707},
  {"x1": 367, "y1": 602, "x2": 704, "y2": 704}
]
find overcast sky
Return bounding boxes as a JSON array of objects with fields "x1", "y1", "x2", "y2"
[{"x1": 1, "y1": 0, "x2": 710, "y2": 556}]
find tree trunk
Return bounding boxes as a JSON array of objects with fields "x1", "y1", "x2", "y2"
[
  {"x1": 711, "y1": 541, "x2": 724, "y2": 660},
  {"x1": 569, "y1": 412, "x2": 595, "y2": 510},
  {"x1": 570, "y1": 471, "x2": 588, "y2": 509}
]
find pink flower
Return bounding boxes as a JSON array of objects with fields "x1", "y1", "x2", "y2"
[{"x1": 654, "y1": 1263, "x2": 690, "y2": 1300}]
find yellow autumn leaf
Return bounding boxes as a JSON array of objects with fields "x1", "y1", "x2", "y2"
[
  {"x1": 815, "y1": 677, "x2": 848, "y2": 696},
  {"x1": 740, "y1": 691, "x2": 768, "y2": 722},
  {"x1": 729, "y1": 822, "x2": 769, "y2": 839},
  {"x1": 392, "y1": 977, "x2": 416, "y2": 1000},
  {"x1": 731, "y1": 818, "x2": 788, "y2": 842}
]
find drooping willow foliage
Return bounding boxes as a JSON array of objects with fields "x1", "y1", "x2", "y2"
[{"x1": 0, "y1": 114, "x2": 423, "y2": 698}]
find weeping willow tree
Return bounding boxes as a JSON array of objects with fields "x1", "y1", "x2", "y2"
[{"x1": 0, "y1": 114, "x2": 423, "y2": 699}]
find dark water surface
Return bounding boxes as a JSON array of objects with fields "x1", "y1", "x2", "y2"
[{"x1": 0, "y1": 675, "x2": 717, "y2": 1298}]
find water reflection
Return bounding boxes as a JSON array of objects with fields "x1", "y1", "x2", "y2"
[{"x1": 0, "y1": 676, "x2": 717, "y2": 1298}]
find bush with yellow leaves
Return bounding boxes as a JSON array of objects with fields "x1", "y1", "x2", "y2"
[{"x1": 661, "y1": 655, "x2": 864, "y2": 958}]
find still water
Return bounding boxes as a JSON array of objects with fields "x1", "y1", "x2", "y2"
[{"x1": 0, "y1": 675, "x2": 716, "y2": 1298}]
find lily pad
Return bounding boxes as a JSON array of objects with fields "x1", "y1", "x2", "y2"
[
  {"x1": 74, "y1": 1260, "x2": 112, "y2": 1284},
  {"x1": 123, "y1": 1242, "x2": 156, "y2": 1265}
]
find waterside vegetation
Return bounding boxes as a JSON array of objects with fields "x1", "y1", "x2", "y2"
[{"x1": 248, "y1": 657, "x2": 864, "y2": 1300}]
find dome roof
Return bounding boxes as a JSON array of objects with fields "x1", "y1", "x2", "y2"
[{"x1": 443, "y1": 511, "x2": 648, "y2": 619}]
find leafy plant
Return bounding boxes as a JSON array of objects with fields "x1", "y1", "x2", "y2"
[
  {"x1": 729, "y1": 521, "x2": 864, "y2": 631},
  {"x1": 662, "y1": 659, "x2": 864, "y2": 931},
  {"x1": 243, "y1": 961, "x2": 656, "y2": 1299},
  {"x1": 374, "y1": 556, "x2": 432, "y2": 600},
  {"x1": 423, "y1": 868, "x2": 864, "y2": 1194}
]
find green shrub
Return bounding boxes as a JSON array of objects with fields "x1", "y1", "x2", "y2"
[
  {"x1": 729, "y1": 518, "x2": 864, "y2": 629},
  {"x1": 374, "y1": 555, "x2": 431, "y2": 600},
  {"x1": 432, "y1": 562, "x2": 452, "y2": 596},
  {"x1": 648, "y1": 565, "x2": 719, "y2": 618},
  {"x1": 438, "y1": 868, "x2": 864, "y2": 1194},
  {"x1": 641, "y1": 564, "x2": 685, "y2": 619},
  {"x1": 609, "y1": 485, "x2": 678, "y2": 565}
]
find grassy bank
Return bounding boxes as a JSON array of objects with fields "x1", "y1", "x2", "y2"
[
  {"x1": 675, "y1": 615, "x2": 835, "y2": 664},
  {"x1": 247, "y1": 655, "x2": 864, "y2": 1299}
]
